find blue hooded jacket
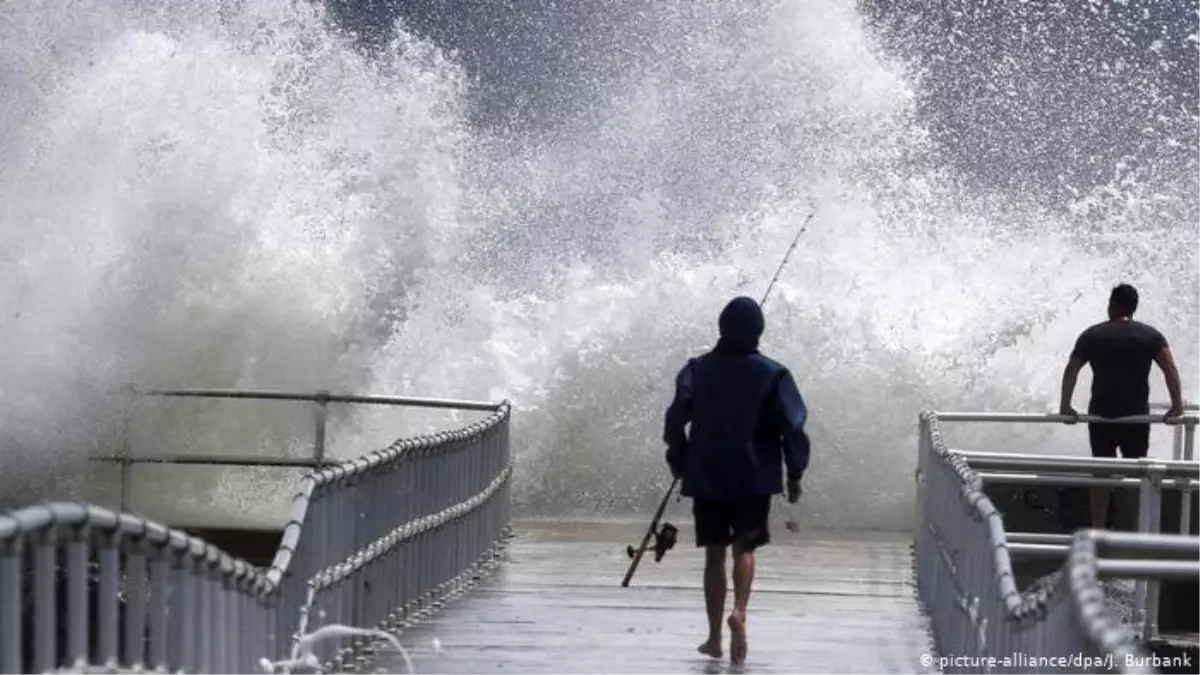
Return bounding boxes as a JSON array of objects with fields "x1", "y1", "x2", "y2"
[{"x1": 663, "y1": 296, "x2": 811, "y2": 500}]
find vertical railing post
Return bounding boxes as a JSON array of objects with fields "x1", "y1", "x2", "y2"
[
  {"x1": 95, "y1": 529, "x2": 120, "y2": 668},
  {"x1": 313, "y1": 390, "x2": 330, "y2": 464},
  {"x1": 0, "y1": 536, "x2": 22, "y2": 675},
  {"x1": 32, "y1": 529, "x2": 57, "y2": 673},
  {"x1": 166, "y1": 549, "x2": 190, "y2": 671},
  {"x1": 1133, "y1": 461, "x2": 1164, "y2": 640},
  {"x1": 124, "y1": 539, "x2": 149, "y2": 669},
  {"x1": 1180, "y1": 478, "x2": 1194, "y2": 537},
  {"x1": 1133, "y1": 471, "x2": 1149, "y2": 637},
  {"x1": 1185, "y1": 420, "x2": 1195, "y2": 552},
  {"x1": 65, "y1": 523, "x2": 90, "y2": 667},
  {"x1": 916, "y1": 415, "x2": 930, "y2": 542}
]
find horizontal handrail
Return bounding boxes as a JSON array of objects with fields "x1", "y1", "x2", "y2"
[
  {"x1": 1008, "y1": 542, "x2": 1073, "y2": 559},
  {"x1": 974, "y1": 470, "x2": 1132, "y2": 485},
  {"x1": 977, "y1": 471, "x2": 1200, "y2": 489},
  {"x1": 105, "y1": 389, "x2": 510, "y2": 511},
  {"x1": 1149, "y1": 401, "x2": 1198, "y2": 411},
  {"x1": 934, "y1": 408, "x2": 1198, "y2": 467},
  {"x1": 954, "y1": 450, "x2": 1200, "y2": 478},
  {"x1": 1096, "y1": 560, "x2": 1199, "y2": 581},
  {"x1": 1089, "y1": 529, "x2": 1200, "y2": 555},
  {"x1": 1008, "y1": 545, "x2": 1200, "y2": 570},
  {"x1": 932, "y1": 411, "x2": 1198, "y2": 425},
  {"x1": 1008, "y1": 532, "x2": 1074, "y2": 545},
  {"x1": 0, "y1": 502, "x2": 255, "y2": 578},
  {"x1": 90, "y1": 453, "x2": 338, "y2": 468},
  {"x1": 1008, "y1": 530, "x2": 1200, "y2": 563},
  {"x1": 130, "y1": 387, "x2": 505, "y2": 412}
]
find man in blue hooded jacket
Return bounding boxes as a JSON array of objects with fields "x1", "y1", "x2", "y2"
[{"x1": 663, "y1": 296, "x2": 811, "y2": 665}]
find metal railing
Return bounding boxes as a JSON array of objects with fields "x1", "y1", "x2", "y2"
[
  {"x1": 1147, "y1": 402, "x2": 1200, "y2": 463},
  {"x1": 915, "y1": 410, "x2": 1200, "y2": 674},
  {"x1": 0, "y1": 390, "x2": 513, "y2": 674},
  {"x1": 92, "y1": 387, "x2": 503, "y2": 512}
]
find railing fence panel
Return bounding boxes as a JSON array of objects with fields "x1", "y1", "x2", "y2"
[
  {"x1": 916, "y1": 410, "x2": 1199, "y2": 674},
  {"x1": 0, "y1": 392, "x2": 513, "y2": 674}
]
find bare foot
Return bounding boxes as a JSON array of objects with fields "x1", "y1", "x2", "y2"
[
  {"x1": 727, "y1": 613, "x2": 747, "y2": 664},
  {"x1": 697, "y1": 637, "x2": 722, "y2": 658}
]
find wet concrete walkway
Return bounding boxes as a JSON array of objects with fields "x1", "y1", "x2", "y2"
[{"x1": 377, "y1": 519, "x2": 936, "y2": 674}]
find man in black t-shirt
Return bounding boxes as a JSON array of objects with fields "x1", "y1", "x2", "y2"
[{"x1": 1058, "y1": 283, "x2": 1184, "y2": 528}]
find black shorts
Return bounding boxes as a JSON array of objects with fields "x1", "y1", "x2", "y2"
[
  {"x1": 692, "y1": 495, "x2": 771, "y2": 551},
  {"x1": 1088, "y1": 422, "x2": 1150, "y2": 459}
]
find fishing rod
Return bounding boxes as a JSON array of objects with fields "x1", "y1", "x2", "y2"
[
  {"x1": 760, "y1": 209, "x2": 817, "y2": 308},
  {"x1": 620, "y1": 207, "x2": 819, "y2": 587}
]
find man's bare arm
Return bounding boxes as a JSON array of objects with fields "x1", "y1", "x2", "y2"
[
  {"x1": 1153, "y1": 346, "x2": 1184, "y2": 417},
  {"x1": 1059, "y1": 356, "x2": 1084, "y2": 417}
]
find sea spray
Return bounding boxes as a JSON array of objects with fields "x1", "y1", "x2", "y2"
[
  {"x1": 1, "y1": 0, "x2": 1194, "y2": 531},
  {"x1": 258, "y1": 624, "x2": 416, "y2": 674}
]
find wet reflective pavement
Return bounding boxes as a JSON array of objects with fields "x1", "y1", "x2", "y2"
[{"x1": 375, "y1": 519, "x2": 936, "y2": 674}]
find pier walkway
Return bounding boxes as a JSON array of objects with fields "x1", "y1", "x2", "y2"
[
  {"x1": 385, "y1": 521, "x2": 932, "y2": 674},
  {"x1": 0, "y1": 389, "x2": 1196, "y2": 674}
]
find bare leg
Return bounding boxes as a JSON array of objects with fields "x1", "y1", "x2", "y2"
[
  {"x1": 697, "y1": 546, "x2": 726, "y2": 658},
  {"x1": 727, "y1": 544, "x2": 755, "y2": 664},
  {"x1": 1090, "y1": 487, "x2": 1109, "y2": 529}
]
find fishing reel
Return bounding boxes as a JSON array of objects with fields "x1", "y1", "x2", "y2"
[{"x1": 626, "y1": 522, "x2": 679, "y2": 562}]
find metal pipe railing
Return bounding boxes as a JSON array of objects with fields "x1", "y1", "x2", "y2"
[
  {"x1": 1096, "y1": 560, "x2": 1199, "y2": 581},
  {"x1": 977, "y1": 471, "x2": 1200, "y2": 490},
  {"x1": 132, "y1": 387, "x2": 506, "y2": 412},
  {"x1": 104, "y1": 387, "x2": 503, "y2": 513},
  {"x1": 929, "y1": 411, "x2": 1198, "y2": 643},
  {"x1": 981, "y1": 472, "x2": 1135, "y2": 489},
  {"x1": 915, "y1": 409, "x2": 1200, "y2": 673},
  {"x1": 1149, "y1": 401, "x2": 1198, "y2": 411},
  {"x1": 1007, "y1": 532, "x2": 1073, "y2": 545},
  {"x1": 1008, "y1": 542, "x2": 1073, "y2": 559},
  {"x1": 931, "y1": 411, "x2": 1199, "y2": 425},
  {"x1": 956, "y1": 452, "x2": 1199, "y2": 478},
  {"x1": 934, "y1": 409, "x2": 1199, "y2": 465},
  {"x1": 1, "y1": 393, "x2": 515, "y2": 674},
  {"x1": 90, "y1": 454, "x2": 338, "y2": 468}
]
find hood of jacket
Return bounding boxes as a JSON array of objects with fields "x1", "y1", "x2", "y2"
[{"x1": 715, "y1": 296, "x2": 764, "y2": 353}]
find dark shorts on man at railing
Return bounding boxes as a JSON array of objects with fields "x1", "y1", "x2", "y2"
[
  {"x1": 1088, "y1": 422, "x2": 1150, "y2": 459},
  {"x1": 692, "y1": 495, "x2": 771, "y2": 551}
]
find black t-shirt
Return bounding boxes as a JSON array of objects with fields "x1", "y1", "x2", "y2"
[{"x1": 1071, "y1": 319, "x2": 1167, "y2": 417}]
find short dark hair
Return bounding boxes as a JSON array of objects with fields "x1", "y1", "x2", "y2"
[{"x1": 1109, "y1": 283, "x2": 1138, "y2": 316}]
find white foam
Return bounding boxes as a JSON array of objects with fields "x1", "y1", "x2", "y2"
[
  {"x1": 259, "y1": 622, "x2": 414, "y2": 674},
  {"x1": 0, "y1": 0, "x2": 1194, "y2": 531}
]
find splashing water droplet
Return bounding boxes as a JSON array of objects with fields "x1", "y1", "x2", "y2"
[{"x1": 263, "y1": 623, "x2": 416, "y2": 674}]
